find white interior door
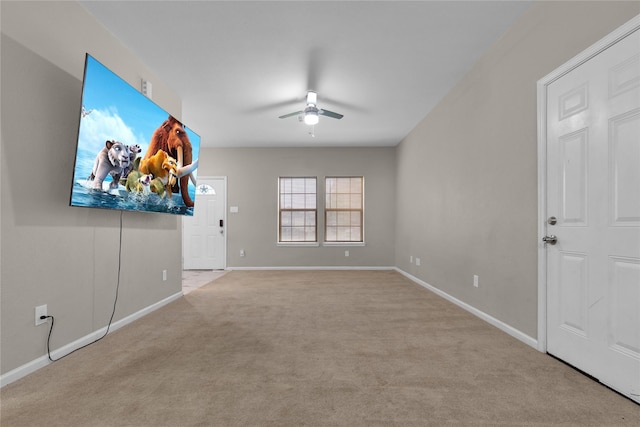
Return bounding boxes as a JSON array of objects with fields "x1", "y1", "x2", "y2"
[
  {"x1": 183, "y1": 177, "x2": 226, "y2": 270},
  {"x1": 545, "y1": 28, "x2": 639, "y2": 402}
]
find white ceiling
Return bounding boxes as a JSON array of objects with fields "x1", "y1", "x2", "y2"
[{"x1": 78, "y1": 1, "x2": 532, "y2": 148}]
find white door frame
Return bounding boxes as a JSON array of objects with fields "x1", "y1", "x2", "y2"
[
  {"x1": 182, "y1": 175, "x2": 228, "y2": 270},
  {"x1": 536, "y1": 15, "x2": 640, "y2": 353}
]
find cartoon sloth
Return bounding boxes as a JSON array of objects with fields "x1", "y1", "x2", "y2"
[
  {"x1": 149, "y1": 177, "x2": 168, "y2": 198},
  {"x1": 125, "y1": 172, "x2": 152, "y2": 194}
]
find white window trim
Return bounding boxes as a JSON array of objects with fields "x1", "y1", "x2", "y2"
[
  {"x1": 322, "y1": 241, "x2": 365, "y2": 247},
  {"x1": 277, "y1": 242, "x2": 320, "y2": 247},
  {"x1": 323, "y1": 176, "x2": 365, "y2": 244},
  {"x1": 277, "y1": 176, "x2": 318, "y2": 244}
]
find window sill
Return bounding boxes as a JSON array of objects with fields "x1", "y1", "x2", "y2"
[
  {"x1": 322, "y1": 242, "x2": 365, "y2": 247},
  {"x1": 277, "y1": 242, "x2": 320, "y2": 247}
]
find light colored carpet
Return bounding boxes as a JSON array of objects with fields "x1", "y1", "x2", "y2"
[{"x1": 2, "y1": 270, "x2": 638, "y2": 426}]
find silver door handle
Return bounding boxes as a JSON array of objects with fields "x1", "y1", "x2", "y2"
[{"x1": 542, "y1": 235, "x2": 558, "y2": 245}]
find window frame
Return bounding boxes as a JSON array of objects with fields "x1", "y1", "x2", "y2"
[
  {"x1": 323, "y1": 176, "x2": 364, "y2": 244},
  {"x1": 277, "y1": 176, "x2": 318, "y2": 245}
]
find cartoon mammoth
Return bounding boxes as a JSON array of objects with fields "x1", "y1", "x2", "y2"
[{"x1": 144, "y1": 115, "x2": 198, "y2": 207}]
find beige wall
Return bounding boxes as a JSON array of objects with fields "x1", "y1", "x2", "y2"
[
  {"x1": 395, "y1": 1, "x2": 640, "y2": 338},
  {"x1": 1, "y1": 1, "x2": 184, "y2": 374},
  {"x1": 198, "y1": 147, "x2": 396, "y2": 268}
]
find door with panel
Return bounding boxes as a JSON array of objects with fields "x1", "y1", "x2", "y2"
[
  {"x1": 183, "y1": 178, "x2": 226, "y2": 270},
  {"x1": 545, "y1": 28, "x2": 639, "y2": 403}
]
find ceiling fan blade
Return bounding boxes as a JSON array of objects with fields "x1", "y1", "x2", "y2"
[
  {"x1": 318, "y1": 109, "x2": 343, "y2": 120},
  {"x1": 279, "y1": 110, "x2": 303, "y2": 119}
]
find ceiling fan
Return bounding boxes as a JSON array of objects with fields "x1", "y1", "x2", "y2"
[{"x1": 278, "y1": 91, "x2": 344, "y2": 125}]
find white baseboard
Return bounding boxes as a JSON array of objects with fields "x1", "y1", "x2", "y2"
[
  {"x1": 227, "y1": 266, "x2": 395, "y2": 271},
  {"x1": 1, "y1": 291, "x2": 183, "y2": 388},
  {"x1": 394, "y1": 268, "x2": 538, "y2": 350}
]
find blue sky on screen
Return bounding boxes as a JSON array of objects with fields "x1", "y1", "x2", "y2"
[{"x1": 78, "y1": 55, "x2": 200, "y2": 156}]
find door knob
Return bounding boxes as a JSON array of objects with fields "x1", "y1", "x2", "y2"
[{"x1": 542, "y1": 235, "x2": 558, "y2": 245}]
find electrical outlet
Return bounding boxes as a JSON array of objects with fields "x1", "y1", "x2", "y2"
[
  {"x1": 35, "y1": 305, "x2": 47, "y2": 326},
  {"x1": 240, "y1": 249, "x2": 245, "y2": 257},
  {"x1": 162, "y1": 270, "x2": 167, "y2": 281},
  {"x1": 473, "y1": 275, "x2": 479, "y2": 288},
  {"x1": 410, "y1": 256, "x2": 413, "y2": 264},
  {"x1": 416, "y1": 258, "x2": 421, "y2": 266},
  {"x1": 345, "y1": 250, "x2": 349, "y2": 257}
]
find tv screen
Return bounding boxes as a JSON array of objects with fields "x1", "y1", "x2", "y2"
[{"x1": 70, "y1": 54, "x2": 200, "y2": 216}]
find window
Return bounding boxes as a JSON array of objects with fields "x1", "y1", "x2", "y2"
[
  {"x1": 325, "y1": 176, "x2": 363, "y2": 242},
  {"x1": 196, "y1": 184, "x2": 215, "y2": 195},
  {"x1": 278, "y1": 177, "x2": 317, "y2": 243}
]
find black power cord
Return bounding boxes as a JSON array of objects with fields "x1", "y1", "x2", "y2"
[{"x1": 42, "y1": 210, "x2": 124, "y2": 362}]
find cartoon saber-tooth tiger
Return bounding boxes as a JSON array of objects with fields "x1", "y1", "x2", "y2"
[{"x1": 88, "y1": 140, "x2": 130, "y2": 190}]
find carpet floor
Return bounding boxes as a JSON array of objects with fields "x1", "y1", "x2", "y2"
[{"x1": 1, "y1": 270, "x2": 638, "y2": 426}]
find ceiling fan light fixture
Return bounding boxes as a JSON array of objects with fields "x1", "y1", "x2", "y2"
[
  {"x1": 279, "y1": 91, "x2": 342, "y2": 125},
  {"x1": 304, "y1": 110, "x2": 319, "y2": 125}
]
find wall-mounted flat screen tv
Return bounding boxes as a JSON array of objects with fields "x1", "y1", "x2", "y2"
[{"x1": 70, "y1": 54, "x2": 200, "y2": 216}]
